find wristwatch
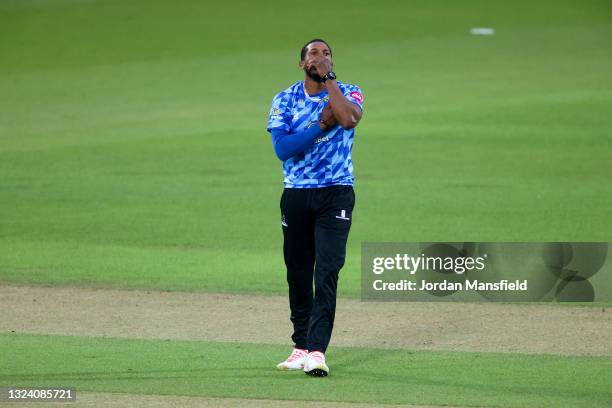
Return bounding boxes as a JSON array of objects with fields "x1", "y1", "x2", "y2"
[{"x1": 321, "y1": 71, "x2": 336, "y2": 82}]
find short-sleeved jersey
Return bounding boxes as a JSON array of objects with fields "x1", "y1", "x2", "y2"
[{"x1": 266, "y1": 81, "x2": 363, "y2": 188}]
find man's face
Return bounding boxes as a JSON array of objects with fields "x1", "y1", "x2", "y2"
[{"x1": 300, "y1": 42, "x2": 332, "y2": 83}]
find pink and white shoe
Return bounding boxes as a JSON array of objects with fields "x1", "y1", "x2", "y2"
[
  {"x1": 303, "y1": 351, "x2": 329, "y2": 377},
  {"x1": 276, "y1": 348, "x2": 308, "y2": 371}
]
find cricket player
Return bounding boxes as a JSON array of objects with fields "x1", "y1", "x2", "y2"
[{"x1": 266, "y1": 39, "x2": 363, "y2": 377}]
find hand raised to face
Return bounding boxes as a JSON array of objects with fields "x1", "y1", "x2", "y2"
[{"x1": 309, "y1": 58, "x2": 332, "y2": 78}]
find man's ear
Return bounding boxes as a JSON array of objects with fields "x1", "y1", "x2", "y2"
[{"x1": 298, "y1": 60, "x2": 305, "y2": 69}]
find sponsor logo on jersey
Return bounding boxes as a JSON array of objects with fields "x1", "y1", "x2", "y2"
[{"x1": 349, "y1": 91, "x2": 363, "y2": 104}]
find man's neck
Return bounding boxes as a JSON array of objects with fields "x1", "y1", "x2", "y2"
[{"x1": 304, "y1": 77, "x2": 326, "y2": 96}]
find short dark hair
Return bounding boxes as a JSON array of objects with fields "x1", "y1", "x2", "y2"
[{"x1": 300, "y1": 38, "x2": 332, "y2": 61}]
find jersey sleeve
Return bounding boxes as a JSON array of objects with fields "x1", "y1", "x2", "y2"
[
  {"x1": 266, "y1": 92, "x2": 291, "y2": 133},
  {"x1": 343, "y1": 84, "x2": 364, "y2": 111}
]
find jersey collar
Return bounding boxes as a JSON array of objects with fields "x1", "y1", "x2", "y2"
[{"x1": 302, "y1": 81, "x2": 329, "y2": 103}]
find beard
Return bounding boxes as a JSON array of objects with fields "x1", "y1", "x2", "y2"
[{"x1": 304, "y1": 66, "x2": 324, "y2": 83}]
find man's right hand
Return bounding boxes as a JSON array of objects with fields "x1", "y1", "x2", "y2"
[{"x1": 319, "y1": 103, "x2": 337, "y2": 131}]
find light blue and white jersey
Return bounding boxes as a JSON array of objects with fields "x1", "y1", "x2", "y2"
[{"x1": 267, "y1": 81, "x2": 364, "y2": 188}]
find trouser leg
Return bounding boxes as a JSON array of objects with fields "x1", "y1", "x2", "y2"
[
  {"x1": 281, "y1": 188, "x2": 315, "y2": 350},
  {"x1": 307, "y1": 186, "x2": 355, "y2": 353}
]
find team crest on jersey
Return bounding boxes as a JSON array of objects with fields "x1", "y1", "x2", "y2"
[
  {"x1": 298, "y1": 99, "x2": 305, "y2": 108},
  {"x1": 349, "y1": 91, "x2": 363, "y2": 104},
  {"x1": 272, "y1": 107, "x2": 281, "y2": 115}
]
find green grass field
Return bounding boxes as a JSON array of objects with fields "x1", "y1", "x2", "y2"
[
  {"x1": 2, "y1": 333, "x2": 611, "y2": 407},
  {"x1": 1, "y1": 0, "x2": 611, "y2": 406}
]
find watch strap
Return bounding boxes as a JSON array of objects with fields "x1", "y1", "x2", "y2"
[{"x1": 322, "y1": 71, "x2": 336, "y2": 82}]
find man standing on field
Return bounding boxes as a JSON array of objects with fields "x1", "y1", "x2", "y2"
[{"x1": 266, "y1": 39, "x2": 364, "y2": 377}]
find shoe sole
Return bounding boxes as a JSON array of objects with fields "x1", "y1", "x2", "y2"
[
  {"x1": 305, "y1": 368, "x2": 328, "y2": 377},
  {"x1": 277, "y1": 365, "x2": 304, "y2": 371}
]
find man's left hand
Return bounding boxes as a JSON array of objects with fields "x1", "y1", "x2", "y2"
[{"x1": 310, "y1": 59, "x2": 332, "y2": 79}]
